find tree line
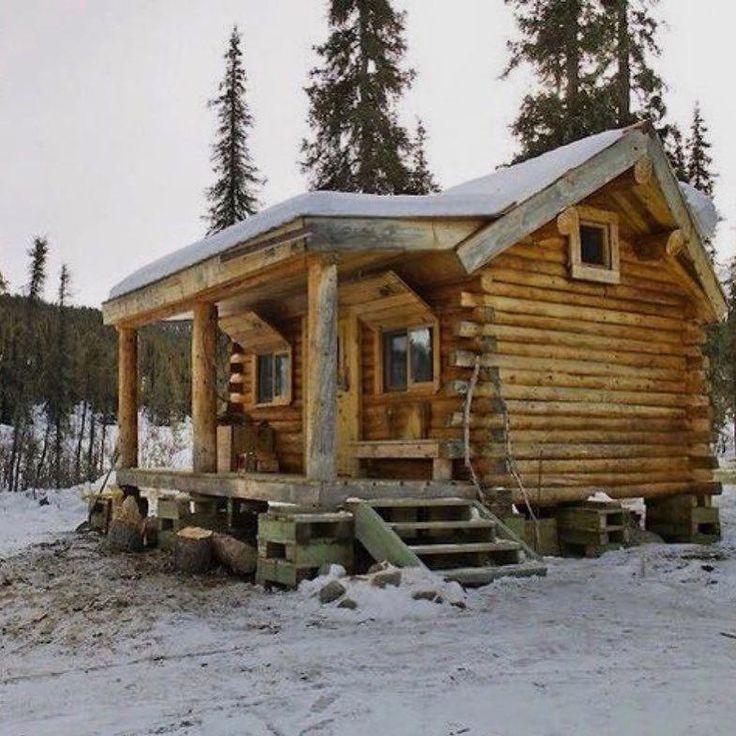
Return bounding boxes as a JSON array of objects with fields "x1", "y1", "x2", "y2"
[
  {"x1": 0, "y1": 240, "x2": 192, "y2": 491},
  {"x1": 1, "y1": 0, "x2": 733, "y2": 492}
]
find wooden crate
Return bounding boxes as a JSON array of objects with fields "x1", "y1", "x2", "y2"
[
  {"x1": 555, "y1": 501, "x2": 628, "y2": 557},
  {"x1": 256, "y1": 511, "x2": 354, "y2": 588},
  {"x1": 646, "y1": 495, "x2": 721, "y2": 544}
]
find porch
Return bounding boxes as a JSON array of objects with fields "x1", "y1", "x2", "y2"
[
  {"x1": 106, "y1": 228, "x2": 477, "y2": 504},
  {"x1": 116, "y1": 467, "x2": 477, "y2": 508}
]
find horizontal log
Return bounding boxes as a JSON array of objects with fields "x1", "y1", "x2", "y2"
[
  {"x1": 486, "y1": 309, "x2": 700, "y2": 346},
  {"x1": 456, "y1": 321, "x2": 696, "y2": 359},
  {"x1": 451, "y1": 380, "x2": 703, "y2": 409},
  {"x1": 497, "y1": 367, "x2": 688, "y2": 395},
  {"x1": 489, "y1": 251, "x2": 690, "y2": 305},
  {"x1": 455, "y1": 351, "x2": 686, "y2": 382},
  {"x1": 503, "y1": 399, "x2": 687, "y2": 419},
  {"x1": 482, "y1": 470, "x2": 692, "y2": 488},
  {"x1": 480, "y1": 277, "x2": 685, "y2": 321},
  {"x1": 504, "y1": 482, "x2": 711, "y2": 506},
  {"x1": 477, "y1": 443, "x2": 691, "y2": 460},
  {"x1": 483, "y1": 262, "x2": 687, "y2": 308},
  {"x1": 461, "y1": 292, "x2": 684, "y2": 332}
]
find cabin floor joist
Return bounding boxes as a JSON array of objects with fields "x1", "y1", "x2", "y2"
[{"x1": 117, "y1": 467, "x2": 477, "y2": 508}]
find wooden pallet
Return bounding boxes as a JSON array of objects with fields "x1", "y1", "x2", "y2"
[
  {"x1": 256, "y1": 511, "x2": 354, "y2": 588},
  {"x1": 556, "y1": 501, "x2": 629, "y2": 557},
  {"x1": 646, "y1": 495, "x2": 721, "y2": 544}
]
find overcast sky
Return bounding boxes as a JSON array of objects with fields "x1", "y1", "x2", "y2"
[{"x1": 1, "y1": 0, "x2": 734, "y2": 307}]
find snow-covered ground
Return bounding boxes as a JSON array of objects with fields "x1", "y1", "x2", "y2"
[{"x1": 2, "y1": 487, "x2": 736, "y2": 735}]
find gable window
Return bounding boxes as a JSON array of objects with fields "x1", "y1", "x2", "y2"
[
  {"x1": 382, "y1": 325, "x2": 436, "y2": 392},
  {"x1": 255, "y1": 350, "x2": 290, "y2": 405},
  {"x1": 558, "y1": 205, "x2": 620, "y2": 284}
]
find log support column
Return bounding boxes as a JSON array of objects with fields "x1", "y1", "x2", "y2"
[
  {"x1": 117, "y1": 326, "x2": 139, "y2": 471},
  {"x1": 305, "y1": 254, "x2": 338, "y2": 482},
  {"x1": 192, "y1": 302, "x2": 218, "y2": 473}
]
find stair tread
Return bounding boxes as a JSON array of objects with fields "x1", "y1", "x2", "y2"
[
  {"x1": 440, "y1": 563, "x2": 547, "y2": 586},
  {"x1": 408, "y1": 540, "x2": 521, "y2": 555},
  {"x1": 390, "y1": 520, "x2": 494, "y2": 531},
  {"x1": 366, "y1": 497, "x2": 474, "y2": 508}
]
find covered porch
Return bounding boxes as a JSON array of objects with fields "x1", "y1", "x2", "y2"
[{"x1": 103, "y1": 216, "x2": 482, "y2": 507}]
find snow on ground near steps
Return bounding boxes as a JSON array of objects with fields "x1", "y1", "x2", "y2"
[
  {"x1": 1, "y1": 488, "x2": 736, "y2": 736},
  {"x1": 0, "y1": 485, "x2": 88, "y2": 559}
]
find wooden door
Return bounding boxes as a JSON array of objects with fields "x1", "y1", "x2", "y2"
[{"x1": 336, "y1": 312, "x2": 361, "y2": 476}]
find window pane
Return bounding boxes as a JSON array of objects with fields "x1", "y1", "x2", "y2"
[
  {"x1": 274, "y1": 353, "x2": 289, "y2": 398},
  {"x1": 580, "y1": 224, "x2": 608, "y2": 266},
  {"x1": 257, "y1": 354, "x2": 274, "y2": 403},
  {"x1": 409, "y1": 326, "x2": 433, "y2": 383},
  {"x1": 383, "y1": 330, "x2": 408, "y2": 391}
]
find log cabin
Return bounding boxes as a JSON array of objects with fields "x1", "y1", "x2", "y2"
[{"x1": 102, "y1": 123, "x2": 725, "y2": 562}]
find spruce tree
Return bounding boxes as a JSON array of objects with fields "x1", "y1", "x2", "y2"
[
  {"x1": 205, "y1": 26, "x2": 262, "y2": 235},
  {"x1": 302, "y1": 0, "x2": 418, "y2": 193},
  {"x1": 686, "y1": 102, "x2": 716, "y2": 196},
  {"x1": 27, "y1": 237, "x2": 48, "y2": 302},
  {"x1": 49, "y1": 265, "x2": 71, "y2": 486},
  {"x1": 407, "y1": 119, "x2": 440, "y2": 194},
  {"x1": 503, "y1": 0, "x2": 611, "y2": 160},
  {"x1": 600, "y1": 0, "x2": 666, "y2": 127},
  {"x1": 663, "y1": 123, "x2": 688, "y2": 181},
  {"x1": 0, "y1": 270, "x2": 7, "y2": 294}
]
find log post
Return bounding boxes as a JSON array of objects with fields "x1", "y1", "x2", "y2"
[
  {"x1": 117, "y1": 326, "x2": 138, "y2": 469},
  {"x1": 192, "y1": 302, "x2": 218, "y2": 473},
  {"x1": 305, "y1": 254, "x2": 338, "y2": 481}
]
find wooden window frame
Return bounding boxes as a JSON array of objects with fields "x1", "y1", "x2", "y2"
[
  {"x1": 374, "y1": 318, "x2": 440, "y2": 396},
  {"x1": 558, "y1": 205, "x2": 620, "y2": 285},
  {"x1": 252, "y1": 347, "x2": 292, "y2": 407}
]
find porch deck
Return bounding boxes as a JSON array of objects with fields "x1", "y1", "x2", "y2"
[{"x1": 117, "y1": 467, "x2": 477, "y2": 508}]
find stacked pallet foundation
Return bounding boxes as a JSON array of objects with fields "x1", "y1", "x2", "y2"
[
  {"x1": 555, "y1": 501, "x2": 629, "y2": 557},
  {"x1": 646, "y1": 494, "x2": 720, "y2": 544},
  {"x1": 256, "y1": 511, "x2": 354, "y2": 588}
]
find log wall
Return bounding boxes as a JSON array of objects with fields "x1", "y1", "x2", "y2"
[
  {"x1": 452, "y1": 228, "x2": 718, "y2": 504},
  {"x1": 231, "y1": 316, "x2": 306, "y2": 474},
  {"x1": 226, "y1": 226, "x2": 718, "y2": 503}
]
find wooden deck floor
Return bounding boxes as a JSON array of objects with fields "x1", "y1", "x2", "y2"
[{"x1": 116, "y1": 468, "x2": 476, "y2": 507}]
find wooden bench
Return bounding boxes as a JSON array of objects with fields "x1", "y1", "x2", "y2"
[{"x1": 350, "y1": 439, "x2": 463, "y2": 481}]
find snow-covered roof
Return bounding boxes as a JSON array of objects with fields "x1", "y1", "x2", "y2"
[{"x1": 108, "y1": 126, "x2": 716, "y2": 300}]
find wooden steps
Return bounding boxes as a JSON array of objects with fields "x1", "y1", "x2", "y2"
[{"x1": 351, "y1": 497, "x2": 546, "y2": 586}]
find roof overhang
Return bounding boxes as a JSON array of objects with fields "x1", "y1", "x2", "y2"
[{"x1": 455, "y1": 126, "x2": 726, "y2": 320}]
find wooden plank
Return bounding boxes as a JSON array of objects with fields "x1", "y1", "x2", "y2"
[
  {"x1": 117, "y1": 326, "x2": 138, "y2": 470},
  {"x1": 408, "y1": 541, "x2": 520, "y2": 555},
  {"x1": 305, "y1": 255, "x2": 338, "y2": 481},
  {"x1": 306, "y1": 216, "x2": 482, "y2": 253},
  {"x1": 456, "y1": 129, "x2": 648, "y2": 272},
  {"x1": 117, "y1": 468, "x2": 323, "y2": 505},
  {"x1": 349, "y1": 502, "x2": 424, "y2": 568}
]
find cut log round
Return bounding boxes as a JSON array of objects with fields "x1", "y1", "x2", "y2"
[
  {"x1": 212, "y1": 533, "x2": 257, "y2": 575},
  {"x1": 108, "y1": 519, "x2": 144, "y2": 552},
  {"x1": 174, "y1": 526, "x2": 213, "y2": 573}
]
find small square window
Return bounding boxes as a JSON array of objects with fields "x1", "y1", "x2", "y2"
[
  {"x1": 580, "y1": 223, "x2": 608, "y2": 267},
  {"x1": 559, "y1": 205, "x2": 620, "y2": 285},
  {"x1": 255, "y1": 350, "x2": 290, "y2": 404},
  {"x1": 382, "y1": 325, "x2": 434, "y2": 392}
]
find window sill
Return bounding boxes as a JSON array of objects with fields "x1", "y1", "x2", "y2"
[{"x1": 570, "y1": 263, "x2": 620, "y2": 285}]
